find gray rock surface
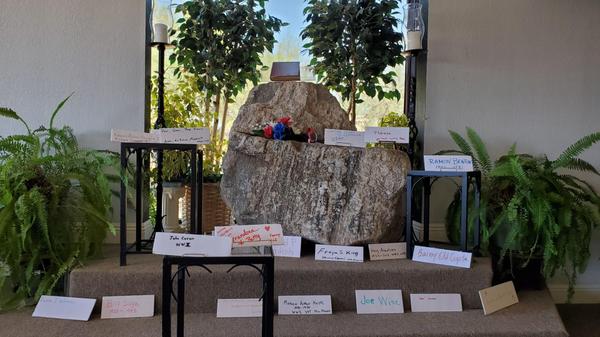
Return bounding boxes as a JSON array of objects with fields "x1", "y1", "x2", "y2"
[
  {"x1": 221, "y1": 81, "x2": 410, "y2": 245},
  {"x1": 231, "y1": 81, "x2": 355, "y2": 140}
]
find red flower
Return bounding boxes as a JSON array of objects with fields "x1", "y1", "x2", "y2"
[
  {"x1": 276, "y1": 116, "x2": 292, "y2": 127},
  {"x1": 263, "y1": 125, "x2": 273, "y2": 139}
]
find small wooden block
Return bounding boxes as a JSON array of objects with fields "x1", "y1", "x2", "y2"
[
  {"x1": 270, "y1": 62, "x2": 300, "y2": 81},
  {"x1": 479, "y1": 281, "x2": 519, "y2": 315}
]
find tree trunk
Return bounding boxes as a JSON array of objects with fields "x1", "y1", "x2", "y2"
[
  {"x1": 218, "y1": 97, "x2": 229, "y2": 156},
  {"x1": 212, "y1": 92, "x2": 221, "y2": 145}
]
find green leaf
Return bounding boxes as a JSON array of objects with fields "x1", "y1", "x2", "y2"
[{"x1": 49, "y1": 93, "x2": 74, "y2": 130}]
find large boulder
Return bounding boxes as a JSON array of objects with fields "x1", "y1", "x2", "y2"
[{"x1": 221, "y1": 81, "x2": 410, "y2": 245}]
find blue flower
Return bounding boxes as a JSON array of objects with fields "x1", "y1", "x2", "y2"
[{"x1": 273, "y1": 122, "x2": 286, "y2": 140}]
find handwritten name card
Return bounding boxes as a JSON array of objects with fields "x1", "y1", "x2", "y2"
[
  {"x1": 32, "y1": 296, "x2": 96, "y2": 321},
  {"x1": 412, "y1": 246, "x2": 472, "y2": 269},
  {"x1": 101, "y1": 295, "x2": 154, "y2": 319},
  {"x1": 272, "y1": 236, "x2": 302, "y2": 258},
  {"x1": 365, "y1": 127, "x2": 409, "y2": 144},
  {"x1": 152, "y1": 232, "x2": 232, "y2": 257},
  {"x1": 324, "y1": 129, "x2": 365, "y2": 148},
  {"x1": 216, "y1": 299, "x2": 262, "y2": 318},
  {"x1": 111, "y1": 129, "x2": 159, "y2": 143},
  {"x1": 158, "y1": 127, "x2": 210, "y2": 144},
  {"x1": 355, "y1": 290, "x2": 404, "y2": 314},
  {"x1": 410, "y1": 294, "x2": 462, "y2": 312},
  {"x1": 215, "y1": 224, "x2": 283, "y2": 247},
  {"x1": 278, "y1": 295, "x2": 332, "y2": 315},
  {"x1": 479, "y1": 281, "x2": 519, "y2": 315},
  {"x1": 368, "y1": 242, "x2": 406, "y2": 261},
  {"x1": 424, "y1": 155, "x2": 474, "y2": 172},
  {"x1": 315, "y1": 244, "x2": 363, "y2": 262}
]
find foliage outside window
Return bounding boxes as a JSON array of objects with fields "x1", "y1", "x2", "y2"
[{"x1": 302, "y1": 0, "x2": 405, "y2": 125}]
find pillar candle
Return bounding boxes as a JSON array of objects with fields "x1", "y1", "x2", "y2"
[
  {"x1": 406, "y1": 31, "x2": 422, "y2": 51},
  {"x1": 153, "y1": 23, "x2": 169, "y2": 44}
]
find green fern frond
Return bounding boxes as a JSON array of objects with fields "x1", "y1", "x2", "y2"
[
  {"x1": 0, "y1": 107, "x2": 31, "y2": 134},
  {"x1": 466, "y1": 127, "x2": 492, "y2": 174},
  {"x1": 49, "y1": 93, "x2": 73, "y2": 130},
  {"x1": 552, "y1": 132, "x2": 600, "y2": 170},
  {"x1": 563, "y1": 158, "x2": 600, "y2": 175},
  {"x1": 448, "y1": 130, "x2": 473, "y2": 157}
]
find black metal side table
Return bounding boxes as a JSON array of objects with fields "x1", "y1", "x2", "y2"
[
  {"x1": 405, "y1": 170, "x2": 481, "y2": 258},
  {"x1": 162, "y1": 248, "x2": 275, "y2": 337},
  {"x1": 120, "y1": 142, "x2": 203, "y2": 266}
]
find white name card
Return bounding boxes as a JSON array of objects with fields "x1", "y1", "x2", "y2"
[
  {"x1": 278, "y1": 295, "x2": 332, "y2": 315},
  {"x1": 365, "y1": 127, "x2": 409, "y2": 144},
  {"x1": 216, "y1": 299, "x2": 262, "y2": 318},
  {"x1": 368, "y1": 243, "x2": 406, "y2": 261},
  {"x1": 158, "y1": 127, "x2": 210, "y2": 144},
  {"x1": 101, "y1": 295, "x2": 154, "y2": 319},
  {"x1": 315, "y1": 244, "x2": 363, "y2": 262},
  {"x1": 111, "y1": 129, "x2": 159, "y2": 143},
  {"x1": 152, "y1": 232, "x2": 232, "y2": 257},
  {"x1": 410, "y1": 294, "x2": 462, "y2": 312},
  {"x1": 412, "y1": 246, "x2": 472, "y2": 269},
  {"x1": 479, "y1": 281, "x2": 519, "y2": 315},
  {"x1": 272, "y1": 236, "x2": 302, "y2": 258},
  {"x1": 424, "y1": 155, "x2": 474, "y2": 172},
  {"x1": 32, "y1": 295, "x2": 96, "y2": 321},
  {"x1": 215, "y1": 224, "x2": 283, "y2": 247},
  {"x1": 355, "y1": 290, "x2": 404, "y2": 314},
  {"x1": 324, "y1": 129, "x2": 365, "y2": 148}
]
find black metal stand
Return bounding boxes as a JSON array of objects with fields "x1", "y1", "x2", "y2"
[
  {"x1": 404, "y1": 52, "x2": 419, "y2": 168},
  {"x1": 120, "y1": 143, "x2": 203, "y2": 266},
  {"x1": 162, "y1": 252, "x2": 275, "y2": 337},
  {"x1": 154, "y1": 42, "x2": 167, "y2": 234},
  {"x1": 405, "y1": 170, "x2": 481, "y2": 258}
]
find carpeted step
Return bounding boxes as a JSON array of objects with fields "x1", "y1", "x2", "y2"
[
  {"x1": 68, "y1": 246, "x2": 492, "y2": 313},
  {"x1": 0, "y1": 291, "x2": 567, "y2": 337}
]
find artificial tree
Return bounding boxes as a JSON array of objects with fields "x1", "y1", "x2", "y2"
[
  {"x1": 301, "y1": 0, "x2": 404, "y2": 125},
  {"x1": 171, "y1": 0, "x2": 285, "y2": 164}
]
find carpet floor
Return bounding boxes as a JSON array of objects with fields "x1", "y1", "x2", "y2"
[{"x1": 0, "y1": 290, "x2": 567, "y2": 337}]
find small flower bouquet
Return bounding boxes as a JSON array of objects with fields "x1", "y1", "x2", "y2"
[{"x1": 251, "y1": 116, "x2": 317, "y2": 143}]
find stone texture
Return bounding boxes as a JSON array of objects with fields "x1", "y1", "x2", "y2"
[
  {"x1": 221, "y1": 133, "x2": 409, "y2": 244},
  {"x1": 231, "y1": 81, "x2": 355, "y2": 140}
]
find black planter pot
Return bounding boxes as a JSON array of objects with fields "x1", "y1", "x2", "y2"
[{"x1": 492, "y1": 250, "x2": 546, "y2": 290}]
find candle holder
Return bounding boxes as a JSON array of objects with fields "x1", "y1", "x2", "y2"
[{"x1": 151, "y1": 0, "x2": 174, "y2": 234}]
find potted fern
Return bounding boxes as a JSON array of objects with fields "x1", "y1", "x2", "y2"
[
  {"x1": 443, "y1": 128, "x2": 600, "y2": 298},
  {"x1": 0, "y1": 96, "x2": 116, "y2": 311}
]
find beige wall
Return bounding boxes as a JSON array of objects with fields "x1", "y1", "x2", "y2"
[
  {"x1": 426, "y1": 0, "x2": 600, "y2": 302},
  {"x1": 0, "y1": 0, "x2": 147, "y2": 151}
]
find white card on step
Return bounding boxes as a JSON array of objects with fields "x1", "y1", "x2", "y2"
[
  {"x1": 272, "y1": 236, "x2": 302, "y2": 258},
  {"x1": 410, "y1": 294, "x2": 462, "y2": 312},
  {"x1": 152, "y1": 232, "x2": 232, "y2": 257},
  {"x1": 32, "y1": 295, "x2": 96, "y2": 321},
  {"x1": 355, "y1": 290, "x2": 404, "y2": 314},
  {"x1": 315, "y1": 244, "x2": 363, "y2": 262},
  {"x1": 412, "y1": 246, "x2": 472, "y2": 268},
  {"x1": 217, "y1": 299, "x2": 262, "y2": 318},
  {"x1": 101, "y1": 295, "x2": 155, "y2": 319},
  {"x1": 215, "y1": 224, "x2": 283, "y2": 247},
  {"x1": 278, "y1": 295, "x2": 332, "y2": 315}
]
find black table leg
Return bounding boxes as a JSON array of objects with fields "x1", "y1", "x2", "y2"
[
  {"x1": 135, "y1": 149, "x2": 142, "y2": 252},
  {"x1": 473, "y1": 172, "x2": 482, "y2": 255},
  {"x1": 460, "y1": 173, "x2": 469, "y2": 252},
  {"x1": 120, "y1": 144, "x2": 127, "y2": 266},
  {"x1": 177, "y1": 266, "x2": 186, "y2": 337},
  {"x1": 423, "y1": 177, "x2": 431, "y2": 246},
  {"x1": 406, "y1": 175, "x2": 413, "y2": 258},
  {"x1": 162, "y1": 258, "x2": 171, "y2": 337},
  {"x1": 263, "y1": 259, "x2": 275, "y2": 337}
]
